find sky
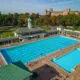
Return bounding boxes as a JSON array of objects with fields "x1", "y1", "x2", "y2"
[{"x1": 0, "y1": 0, "x2": 80, "y2": 14}]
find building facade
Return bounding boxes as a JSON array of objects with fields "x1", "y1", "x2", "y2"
[{"x1": 45, "y1": 8, "x2": 79, "y2": 16}]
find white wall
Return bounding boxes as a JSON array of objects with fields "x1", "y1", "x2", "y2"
[
  {"x1": 14, "y1": 32, "x2": 19, "y2": 37},
  {"x1": 57, "y1": 28, "x2": 61, "y2": 31}
]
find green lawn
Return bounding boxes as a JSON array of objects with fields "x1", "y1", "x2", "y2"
[
  {"x1": 0, "y1": 31, "x2": 14, "y2": 38},
  {"x1": 0, "y1": 27, "x2": 19, "y2": 38}
]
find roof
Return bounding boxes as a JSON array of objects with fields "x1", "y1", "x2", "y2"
[
  {"x1": 20, "y1": 33, "x2": 46, "y2": 39},
  {"x1": 0, "y1": 64, "x2": 32, "y2": 80},
  {"x1": 0, "y1": 37, "x2": 19, "y2": 42},
  {"x1": 13, "y1": 61, "x2": 31, "y2": 73},
  {"x1": 15, "y1": 27, "x2": 44, "y2": 34},
  {"x1": 57, "y1": 25, "x2": 63, "y2": 28},
  {"x1": 63, "y1": 29, "x2": 80, "y2": 34},
  {"x1": 47, "y1": 30, "x2": 58, "y2": 33}
]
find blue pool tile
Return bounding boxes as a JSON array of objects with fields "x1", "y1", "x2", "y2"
[{"x1": 0, "y1": 36, "x2": 79, "y2": 64}]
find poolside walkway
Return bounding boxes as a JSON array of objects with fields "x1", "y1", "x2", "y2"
[
  {"x1": 26, "y1": 42, "x2": 80, "y2": 80},
  {"x1": 66, "y1": 65, "x2": 80, "y2": 80},
  {"x1": 0, "y1": 34, "x2": 80, "y2": 80}
]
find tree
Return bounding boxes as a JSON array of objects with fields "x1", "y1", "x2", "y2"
[
  {"x1": 0, "y1": 12, "x2": 80, "y2": 28},
  {"x1": 51, "y1": 16, "x2": 57, "y2": 26},
  {"x1": 43, "y1": 15, "x2": 52, "y2": 26},
  {"x1": 34, "y1": 17, "x2": 44, "y2": 26},
  {"x1": 13, "y1": 13, "x2": 19, "y2": 26},
  {"x1": 0, "y1": 11, "x2": 1, "y2": 15}
]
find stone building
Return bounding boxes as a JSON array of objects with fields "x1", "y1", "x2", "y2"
[{"x1": 45, "y1": 8, "x2": 79, "y2": 16}]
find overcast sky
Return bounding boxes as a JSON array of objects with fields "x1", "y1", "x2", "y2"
[{"x1": 0, "y1": 0, "x2": 80, "y2": 14}]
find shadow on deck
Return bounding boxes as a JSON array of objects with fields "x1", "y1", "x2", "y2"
[{"x1": 30, "y1": 64, "x2": 62, "y2": 80}]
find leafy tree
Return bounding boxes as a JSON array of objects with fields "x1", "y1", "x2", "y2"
[
  {"x1": 0, "y1": 11, "x2": 80, "y2": 28},
  {"x1": 51, "y1": 16, "x2": 57, "y2": 26}
]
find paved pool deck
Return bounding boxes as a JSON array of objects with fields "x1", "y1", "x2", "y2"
[
  {"x1": 26, "y1": 42, "x2": 80, "y2": 80},
  {"x1": 0, "y1": 34, "x2": 80, "y2": 80}
]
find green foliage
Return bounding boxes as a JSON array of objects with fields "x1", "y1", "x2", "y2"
[
  {"x1": 0, "y1": 27, "x2": 18, "y2": 38},
  {"x1": 0, "y1": 12, "x2": 80, "y2": 38},
  {"x1": 0, "y1": 31, "x2": 14, "y2": 38},
  {"x1": 30, "y1": 13, "x2": 40, "y2": 25},
  {"x1": 0, "y1": 12, "x2": 80, "y2": 28},
  {"x1": 0, "y1": 13, "x2": 30, "y2": 27},
  {"x1": 51, "y1": 14, "x2": 80, "y2": 26}
]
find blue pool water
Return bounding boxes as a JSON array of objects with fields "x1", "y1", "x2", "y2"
[
  {"x1": 51, "y1": 48, "x2": 80, "y2": 73},
  {"x1": 0, "y1": 36, "x2": 79, "y2": 64}
]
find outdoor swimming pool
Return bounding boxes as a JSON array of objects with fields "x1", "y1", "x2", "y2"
[
  {"x1": 0, "y1": 36, "x2": 79, "y2": 64},
  {"x1": 51, "y1": 48, "x2": 80, "y2": 73}
]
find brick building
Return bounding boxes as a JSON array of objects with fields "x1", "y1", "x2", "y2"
[{"x1": 45, "y1": 8, "x2": 79, "y2": 16}]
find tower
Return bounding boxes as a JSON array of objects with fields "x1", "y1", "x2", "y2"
[
  {"x1": 65, "y1": 8, "x2": 71, "y2": 13},
  {"x1": 49, "y1": 8, "x2": 53, "y2": 12},
  {"x1": 28, "y1": 17, "x2": 32, "y2": 29},
  {"x1": 45, "y1": 9, "x2": 47, "y2": 15}
]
